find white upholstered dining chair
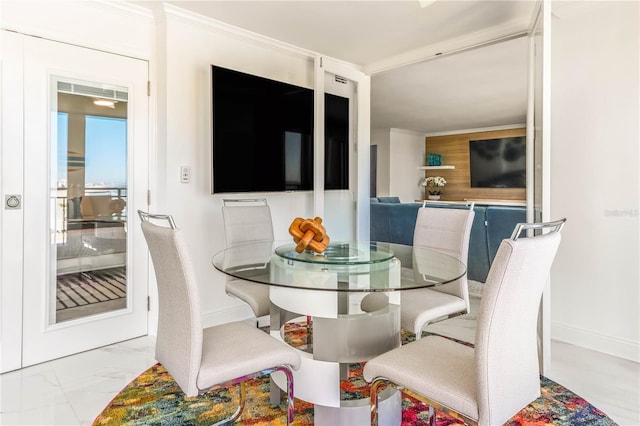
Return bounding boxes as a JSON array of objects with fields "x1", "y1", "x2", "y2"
[
  {"x1": 221, "y1": 198, "x2": 274, "y2": 323},
  {"x1": 364, "y1": 219, "x2": 565, "y2": 426},
  {"x1": 138, "y1": 210, "x2": 300, "y2": 425},
  {"x1": 401, "y1": 204, "x2": 475, "y2": 339}
]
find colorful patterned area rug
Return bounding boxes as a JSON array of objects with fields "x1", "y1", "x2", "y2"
[{"x1": 93, "y1": 324, "x2": 616, "y2": 426}]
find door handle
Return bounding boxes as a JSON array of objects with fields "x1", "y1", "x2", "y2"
[{"x1": 5, "y1": 194, "x2": 21, "y2": 209}]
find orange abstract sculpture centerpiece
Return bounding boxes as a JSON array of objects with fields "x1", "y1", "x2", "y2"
[{"x1": 289, "y1": 217, "x2": 330, "y2": 253}]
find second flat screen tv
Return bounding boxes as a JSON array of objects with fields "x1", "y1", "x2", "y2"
[
  {"x1": 212, "y1": 65, "x2": 314, "y2": 193},
  {"x1": 469, "y1": 136, "x2": 526, "y2": 188}
]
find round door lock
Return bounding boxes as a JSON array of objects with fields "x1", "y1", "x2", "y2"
[{"x1": 5, "y1": 195, "x2": 21, "y2": 209}]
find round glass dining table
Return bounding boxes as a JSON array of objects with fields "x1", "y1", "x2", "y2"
[
  {"x1": 212, "y1": 240, "x2": 465, "y2": 291},
  {"x1": 212, "y1": 240, "x2": 466, "y2": 426}
]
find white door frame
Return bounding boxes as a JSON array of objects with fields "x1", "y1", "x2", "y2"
[
  {"x1": 526, "y1": 0, "x2": 553, "y2": 373},
  {"x1": 0, "y1": 30, "x2": 27, "y2": 373},
  {"x1": 314, "y1": 57, "x2": 371, "y2": 241}
]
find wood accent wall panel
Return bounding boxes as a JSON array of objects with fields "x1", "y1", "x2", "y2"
[{"x1": 424, "y1": 128, "x2": 526, "y2": 202}]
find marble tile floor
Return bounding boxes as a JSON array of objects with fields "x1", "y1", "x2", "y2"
[
  {"x1": 0, "y1": 336, "x2": 157, "y2": 426},
  {"x1": 1, "y1": 296, "x2": 638, "y2": 425}
]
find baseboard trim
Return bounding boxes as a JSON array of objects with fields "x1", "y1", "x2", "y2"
[{"x1": 551, "y1": 322, "x2": 640, "y2": 363}]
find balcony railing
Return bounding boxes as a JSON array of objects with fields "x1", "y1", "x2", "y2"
[{"x1": 55, "y1": 187, "x2": 128, "y2": 244}]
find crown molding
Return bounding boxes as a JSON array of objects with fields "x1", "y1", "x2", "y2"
[
  {"x1": 365, "y1": 20, "x2": 529, "y2": 76},
  {"x1": 162, "y1": 3, "x2": 318, "y2": 62}
]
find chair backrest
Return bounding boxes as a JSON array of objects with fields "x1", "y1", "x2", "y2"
[
  {"x1": 139, "y1": 213, "x2": 203, "y2": 397},
  {"x1": 412, "y1": 206, "x2": 475, "y2": 307},
  {"x1": 222, "y1": 199, "x2": 274, "y2": 247},
  {"x1": 474, "y1": 225, "x2": 562, "y2": 424}
]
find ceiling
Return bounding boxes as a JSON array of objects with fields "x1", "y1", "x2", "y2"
[
  {"x1": 371, "y1": 35, "x2": 529, "y2": 133},
  {"x1": 157, "y1": 1, "x2": 537, "y2": 133}
]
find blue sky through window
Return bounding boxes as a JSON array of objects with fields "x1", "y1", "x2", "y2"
[{"x1": 57, "y1": 113, "x2": 127, "y2": 188}]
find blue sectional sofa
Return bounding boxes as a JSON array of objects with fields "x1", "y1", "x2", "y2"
[{"x1": 370, "y1": 199, "x2": 526, "y2": 282}]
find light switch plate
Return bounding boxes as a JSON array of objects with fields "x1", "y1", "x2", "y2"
[{"x1": 180, "y1": 166, "x2": 190, "y2": 183}]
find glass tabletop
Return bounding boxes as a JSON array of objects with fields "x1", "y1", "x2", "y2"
[{"x1": 212, "y1": 240, "x2": 466, "y2": 292}]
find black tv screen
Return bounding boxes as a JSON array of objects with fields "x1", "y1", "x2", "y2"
[
  {"x1": 469, "y1": 136, "x2": 526, "y2": 188},
  {"x1": 324, "y1": 93, "x2": 349, "y2": 190},
  {"x1": 212, "y1": 65, "x2": 314, "y2": 193}
]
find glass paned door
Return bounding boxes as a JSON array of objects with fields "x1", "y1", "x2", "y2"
[
  {"x1": 18, "y1": 34, "x2": 149, "y2": 368},
  {"x1": 53, "y1": 81, "x2": 129, "y2": 323}
]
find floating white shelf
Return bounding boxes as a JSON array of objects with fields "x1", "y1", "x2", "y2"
[{"x1": 418, "y1": 165, "x2": 455, "y2": 170}]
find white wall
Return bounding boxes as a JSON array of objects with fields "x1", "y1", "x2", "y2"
[
  {"x1": 371, "y1": 127, "x2": 391, "y2": 197},
  {"x1": 550, "y1": 1, "x2": 639, "y2": 362},
  {"x1": 389, "y1": 128, "x2": 425, "y2": 203},
  {"x1": 371, "y1": 127, "x2": 426, "y2": 202}
]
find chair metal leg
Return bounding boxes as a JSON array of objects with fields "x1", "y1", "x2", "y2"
[
  {"x1": 428, "y1": 405, "x2": 436, "y2": 426},
  {"x1": 370, "y1": 377, "x2": 391, "y2": 426},
  {"x1": 274, "y1": 365, "x2": 296, "y2": 425},
  {"x1": 211, "y1": 381, "x2": 246, "y2": 426},
  {"x1": 204, "y1": 365, "x2": 296, "y2": 426},
  {"x1": 401, "y1": 386, "x2": 478, "y2": 426},
  {"x1": 369, "y1": 376, "x2": 477, "y2": 426},
  {"x1": 265, "y1": 366, "x2": 296, "y2": 425}
]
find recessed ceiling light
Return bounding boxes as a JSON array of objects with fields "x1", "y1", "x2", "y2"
[{"x1": 93, "y1": 99, "x2": 116, "y2": 108}]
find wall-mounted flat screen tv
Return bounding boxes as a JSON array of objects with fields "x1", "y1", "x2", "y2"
[
  {"x1": 469, "y1": 136, "x2": 526, "y2": 188},
  {"x1": 211, "y1": 65, "x2": 314, "y2": 193}
]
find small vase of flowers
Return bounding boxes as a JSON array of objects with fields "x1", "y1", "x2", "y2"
[{"x1": 422, "y1": 176, "x2": 447, "y2": 200}]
